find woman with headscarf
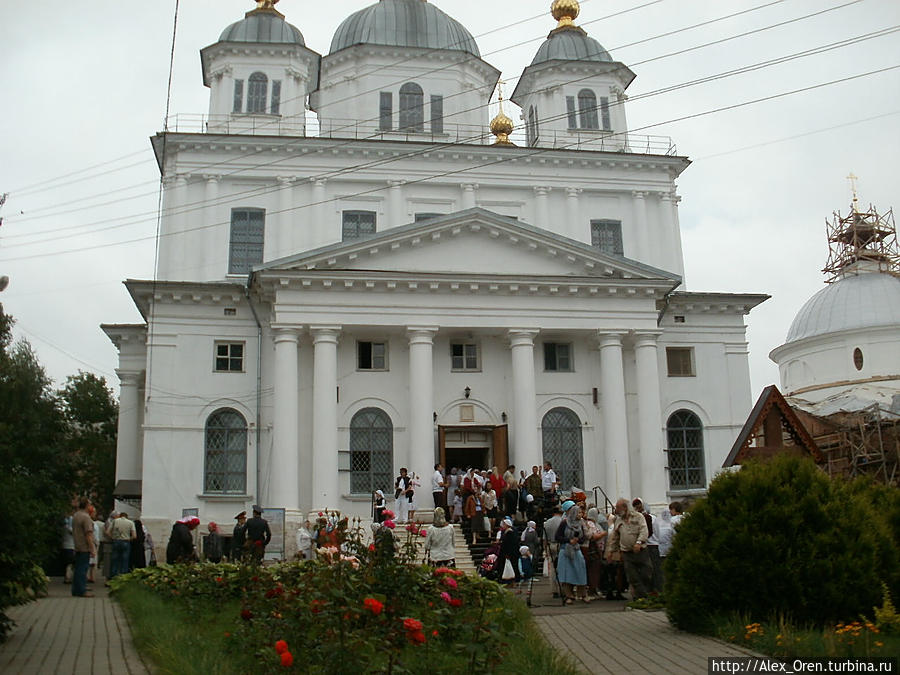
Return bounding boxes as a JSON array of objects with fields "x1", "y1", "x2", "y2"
[
  {"x1": 205, "y1": 522, "x2": 224, "y2": 563},
  {"x1": 130, "y1": 519, "x2": 147, "y2": 570},
  {"x1": 373, "y1": 489, "x2": 387, "y2": 523},
  {"x1": 165, "y1": 516, "x2": 199, "y2": 564},
  {"x1": 583, "y1": 507, "x2": 607, "y2": 597},
  {"x1": 520, "y1": 520, "x2": 539, "y2": 560},
  {"x1": 554, "y1": 500, "x2": 589, "y2": 604},
  {"x1": 423, "y1": 507, "x2": 456, "y2": 567}
]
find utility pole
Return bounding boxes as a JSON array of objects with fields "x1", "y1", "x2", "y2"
[{"x1": 0, "y1": 192, "x2": 8, "y2": 316}]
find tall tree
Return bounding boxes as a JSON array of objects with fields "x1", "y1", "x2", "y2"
[{"x1": 58, "y1": 371, "x2": 118, "y2": 513}]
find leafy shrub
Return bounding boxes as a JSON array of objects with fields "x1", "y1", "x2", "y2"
[{"x1": 665, "y1": 455, "x2": 899, "y2": 633}]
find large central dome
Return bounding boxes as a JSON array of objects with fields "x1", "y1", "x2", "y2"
[{"x1": 329, "y1": 0, "x2": 480, "y2": 57}]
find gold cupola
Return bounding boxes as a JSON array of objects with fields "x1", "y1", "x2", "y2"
[
  {"x1": 551, "y1": 0, "x2": 580, "y2": 30},
  {"x1": 490, "y1": 83, "x2": 515, "y2": 146},
  {"x1": 249, "y1": 0, "x2": 284, "y2": 19}
]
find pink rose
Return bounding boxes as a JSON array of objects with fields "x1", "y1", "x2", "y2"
[
  {"x1": 383, "y1": 520, "x2": 396, "y2": 529},
  {"x1": 440, "y1": 591, "x2": 451, "y2": 603}
]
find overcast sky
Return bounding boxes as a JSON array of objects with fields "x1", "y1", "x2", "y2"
[{"x1": 1, "y1": 0, "x2": 898, "y2": 402}]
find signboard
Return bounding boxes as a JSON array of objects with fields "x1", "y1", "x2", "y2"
[
  {"x1": 181, "y1": 508, "x2": 199, "y2": 518},
  {"x1": 262, "y1": 508, "x2": 286, "y2": 560}
]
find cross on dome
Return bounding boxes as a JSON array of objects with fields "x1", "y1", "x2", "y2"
[{"x1": 847, "y1": 171, "x2": 860, "y2": 213}]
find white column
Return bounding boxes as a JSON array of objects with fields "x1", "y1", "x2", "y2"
[
  {"x1": 271, "y1": 328, "x2": 300, "y2": 510},
  {"x1": 508, "y1": 330, "x2": 541, "y2": 472},
  {"x1": 671, "y1": 192, "x2": 686, "y2": 287},
  {"x1": 632, "y1": 191, "x2": 650, "y2": 266},
  {"x1": 598, "y1": 331, "x2": 631, "y2": 499},
  {"x1": 114, "y1": 369, "x2": 143, "y2": 482},
  {"x1": 460, "y1": 183, "x2": 479, "y2": 210},
  {"x1": 170, "y1": 174, "x2": 188, "y2": 279},
  {"x1": 659, "y1": 191, "x2": 686, "y2": 286},
  {"x1": 389, "y1": 180, "x2": 406, "y2": 227},
  {"x1": 534, "y1": 186, "x2": 551, "y2": 227},
  {"x1": 201, "y1": 175, "x2": 220, "y2": 280},
  {"x1": 408, "y1": 327, "x2": 437, "y2": 479},
  {"x1": 276, "y1": 176, "x2": 294, "y2": 260},
  {"x1": 634, "y1": 331, "x2": 666, "y2": 504},
  {"x1": 312, "y1": 178, "x2": 328, "y2": 245},
  {"x1": 565, "y1": 187, "x2": 582, "y2": 241},
  {"x1": 311, "y1": 326, "x2": 341, "y2": 508}
]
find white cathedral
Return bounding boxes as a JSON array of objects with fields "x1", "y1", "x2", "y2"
[{"x1": 103, "y1": 0, "x2": 768, "y2": 556}]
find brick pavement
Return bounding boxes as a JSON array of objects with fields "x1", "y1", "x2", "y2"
[{"x1": 0, "y1": 577, "x2": 151, "y2": 675}]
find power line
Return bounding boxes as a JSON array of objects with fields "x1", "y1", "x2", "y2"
[{"x1": 2, "y1": 60, "x2": 896, "y2": 265}]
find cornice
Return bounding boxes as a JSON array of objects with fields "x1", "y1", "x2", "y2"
[{"x1": 662, "y1": 291, "x2": 770, "y2": 316}]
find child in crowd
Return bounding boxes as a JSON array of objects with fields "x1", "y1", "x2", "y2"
[
  {"x1": 451, "y1": 489, "x2": 463, "y2": 524},
  {"x1": 519, "y1": 545, "x2": 534, "y2": 581}
]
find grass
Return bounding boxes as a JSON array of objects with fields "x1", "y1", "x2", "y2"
[
  {"x1": 711, "y1": 613, "x2": 899, "y2": 659},
  {"x1": 115, "y1": 582, "x2": 582, "y2": 675}
]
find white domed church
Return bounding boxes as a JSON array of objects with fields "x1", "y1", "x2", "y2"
[{"x1": 103, "y1": 0, "x2": 768, "y2": 557}]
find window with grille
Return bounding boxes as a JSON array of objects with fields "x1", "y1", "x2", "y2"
[
  {"x1": 430, "y1": 95, "x2": 444, "y2": 134},
  {"x1": 228, "y1": 208, "x2": 265, "y2": 274},
  {"x1": 357, "y1": 341, "x2": 387, "y2": 371},
  {"x1": 342, "y1": 210, "x2": 376, "y2": 241},
  {"x1": 399, "y1": 82, "x2": 424, "y2": 132},
  {"x1": 247, "y1": 72, "x2": 268, "y2": 113},
  {"x1": 541, "y1": 408, "x2": 584, "y2": 492},
  {"x1": 667, "y1": 410, "x2": 705, "y2": 490},
  {"x1": 270, "y1": 80, "x2": 281, "y2": 115},
  {"x1": 544, "y1": 343, "x2": 573, "y2": 372},
  {"x1": 590, "y1": 219, "x2": 623, "y2": 256},
  {"x1": 214, "y1": 342, "x2": 244, "y2": 372},
  {"x1": 204, "y1": 408, "x2": 247, "y2": 494},
  {"x1": 451, "y1": 343, "x2": 479, "y2": 371},
  {"x1": 578, "y1": 89, "x2": 600, "y2": 129},
  {"x1": 233, "y1": 80, "x2": 244, "y2": 113},
  {"x1": 666, "y1": 347, "x2": 695, "y2": 377},
  {"x1": 379, "y1": 92, "x2": 392, "y2": 131},
  {"x1": 349, "y1": 408, "x2": 393, "y2": 495}
]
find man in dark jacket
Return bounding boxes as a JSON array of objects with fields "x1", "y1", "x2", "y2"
[
  {"x1": 245, "y1": 506, "x2": 271, "y2": 563},
  {"x1": 231, "y1": 511, "x2": 247, "y2": 561}
]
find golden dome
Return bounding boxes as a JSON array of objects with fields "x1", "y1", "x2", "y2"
[
  {"x1": 551, "y1": 0, "x2": 580, "y2": 29},
  {"x1": 490, "y1": 106, "x2": 515, "y2": 146}
]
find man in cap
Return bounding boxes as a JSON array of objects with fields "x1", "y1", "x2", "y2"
[
  {"x1": 231, "y1": 511, "x2": 247, "y2": 561},
  {"x1": 245, "y1": 506, "x2": 271, "y2": 563}
]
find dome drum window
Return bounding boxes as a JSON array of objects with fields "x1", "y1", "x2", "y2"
[
  {"x1": 232, "y1": 72, "x2": 282, "y2": 115},
  {"x1": 567, "y1": 89, "x2": 611, "y2": 131},
  {"x1": 853, "y1": 347, "x2": 864, "y2": 371}
]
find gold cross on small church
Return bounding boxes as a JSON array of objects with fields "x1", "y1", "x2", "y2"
[{"x1": 847, "y1": 171, "x2": 859, "y2": 212}]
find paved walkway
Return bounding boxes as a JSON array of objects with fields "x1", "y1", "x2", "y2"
[{"x1": 0, "y1": 577, "x2": 152, "y2": 675}]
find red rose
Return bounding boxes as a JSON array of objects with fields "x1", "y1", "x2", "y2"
[
  {"x1": 215, "y1": 576, "x2": 223, "y2": 583},
  {"x1": 403, "y1": 618, "x2": 423, "y2": 633},
  {"x1": 449, "y1": 598, "x2": 462, "y2": 608},
  {"x1": 363, "y1": 597, "x2": 384, "y2": 615},
  {"x1": 383, "y1": 520, "x2": 396, "y2": 530},
  {"x1": 318, "y1": 512, "x2": 323, "y2": 516},
  {"x1": 432, "y1": 630, "x2": 439, "y2": 637},
  {"x1": 442, "y1": 577, "x2": 458, "y2": 589},
  {"x1": 368, "y1": 543, "x2": 376, "y2": 552},
  {"x1": 240, "y1": 608, "x2": 253, "y2": 620},
  {"x1": 383, "y1": 510, "x2": 395, "y2": 519},
  {"x1": 275, "y1": 640, "x2": 289, "y2": 654},
  {"x1": 280, "y1": 651, "x2": 294, "y2": 667},
  {"x1": 419, "y1": 529, "x2": 427, "y2": 537},
  {"x1": 409, "y1": 631, "x2": 426, "y2": 644}
]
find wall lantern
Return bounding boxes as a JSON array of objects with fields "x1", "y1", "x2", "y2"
[
  {"x1": 501, "y1": 411, "x2": 507, "y2": 423},
  {"x1": 464, "y1": 386, "x2": 471, "y2": 399}
]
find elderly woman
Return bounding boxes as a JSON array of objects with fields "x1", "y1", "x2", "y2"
[
  {"x1": 204, "y1": 521, "x2": 224, "y2": 563},
  {"x1": 554, "y1": 500, "x2": 590, "y2": 604},
  {"x1": 166, "y1": 516, "x2": 199, "y2": 565},
  {"x1": 423, "y1": 507, "x2": 456, "y2": 567},
  {"x1": 464, "y1": 486, "x2": 487, "y2": 544},
  {"x1": 583, "y1": 508, "x2": 607, "y2": 597}
]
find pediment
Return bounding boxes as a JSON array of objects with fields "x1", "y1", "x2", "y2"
[{"x1": 258, "y1": 208, "x2": 677, "y2": 282}]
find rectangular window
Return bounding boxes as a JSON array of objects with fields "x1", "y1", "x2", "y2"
[
  {"x1": 590, "y1": 219, "x2": 624, "y2": 256},
  {"x1": 600, "y1": 96, "x2": 611, "y2": 131},
  {"x1": 430, "y1": 95, "x2": 444, "y2": 134},
  {"x1": 228, "y1": 208, "x2": 265, "y2": 274},
  {"x1": 342, "y1": 210, "x2": 377, "y2": 241},
  {"x1": 544, "y1": 343, "x2": 573, "y2": 372},
  {"x1": 233, "y1": 80, "x2": 244, "y2": 113},
  {"x1": 666, "y1": 347, "x2": 695, "y2": 377},
  {"x1": 357, "y1": 341, "x2": 387, "y2": 371},
  {"x1": 379, "y1": 92, "x2": 392, "y2": 131},
  {"x1": 215, "y1": 342, "x2": 244, "y2": 372},
  {"x1": 451, "y1": 343, "x2": 479, "y2": 371},
  {"x1": 271, "y1": 80, "x2": 281, "y2": 114},
  {"x1": 566, "y1": 96, "x2": 578, "y2": 129}
]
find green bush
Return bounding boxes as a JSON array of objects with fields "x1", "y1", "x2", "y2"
[{"x1": 665, "y1": 455, "x2": 899, "y2": 634}]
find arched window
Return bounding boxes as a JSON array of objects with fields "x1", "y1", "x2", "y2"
[
  {"x1": 349, "y1": 408, "x2": 393, "y2": 495},
  {"x1": 541, "y1": 407, "x2": 584, "y2": 491},
  {"x1": 247, "y1": 72, "x2": 268, "y2": 114},
  {"x1": 205, "y1": 408, "x2": 247, "y2": 493},
  {"x1": 399, "y1": 82, "x2": 425, "y2": 132},
  {"x1": 667, "y1": 410, "x2": 705, "y2": 490},
  {"x1": 578, "y1": 89, "x2": 600, "y2": 129}
]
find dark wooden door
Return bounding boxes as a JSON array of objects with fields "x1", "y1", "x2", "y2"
[{"x1": 492, "y1": 425, "x2": 509, "y2": 471}]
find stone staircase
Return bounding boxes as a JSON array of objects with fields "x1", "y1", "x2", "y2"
[{"x1": 450, "y1": 524, "x2": 476, "y2": 574}]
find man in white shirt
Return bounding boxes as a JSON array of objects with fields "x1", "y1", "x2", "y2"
[
  {"x1": 432, "y1": 463, "x2": 446, "y2": 518},
  {"x1": 541, "y1": 461, "x2": 558, "y2": 495}
]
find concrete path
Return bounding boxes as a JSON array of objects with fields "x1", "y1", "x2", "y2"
[{"x1": 0, "y1": 577, "x2": 152, "y2": 675}]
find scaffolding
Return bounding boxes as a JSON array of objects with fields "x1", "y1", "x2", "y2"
[
  {"x1": 823, "y1": 202, "x2": 899, "y2": 283},
  {"x1": 816, "y1": 404, "x2": 900, "y2": 485}
]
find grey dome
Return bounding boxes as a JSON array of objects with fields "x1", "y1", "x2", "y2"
[
  {"x1": 330, "y1": 0, "x2": 480, "y2": 57},
  {"x1": 785, "y1": 272, "x2": 900, "y2": 343},
  {"x1": 219, "y1": 12, "x2": 305, "y2": 45},
  {"x1": 531, "y1": 29, "x2": 612, "y2": 65}
]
